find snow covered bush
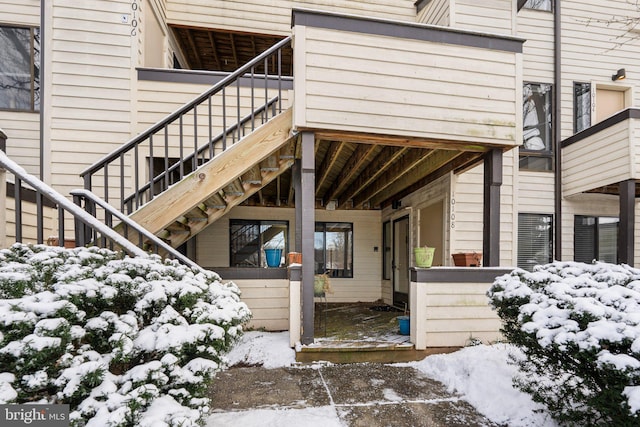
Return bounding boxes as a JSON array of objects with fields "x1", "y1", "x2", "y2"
[
  {"x1": 488, "y1": 262, "x2": 640, "y2": 426},
  {"x1": 0, "y1": 243, "x2": 251, "y2": 426}
]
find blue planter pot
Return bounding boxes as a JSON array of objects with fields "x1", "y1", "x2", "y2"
[
  {"x1": 265, "y1": 248, "x2": 283, "y2": 267},
  {"x1": 398, "y1": 316, "x2": 410, "y2": 335}
]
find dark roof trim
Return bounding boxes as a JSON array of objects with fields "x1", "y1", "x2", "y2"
[
  {"x1": 291, "y1": 8, "x2": 524, "y2": 53},
  {"x1": 411, "y1": 267, "x2": 513, "y2": 283},
  {"x1": 517, "y1": 0, "x2": 528, "y2": 11},
  {"x1": 414, "y1": 0, "x2": 433, "y2": 13},
  {"x1": 561, "y1": 108, "x2": 640, "y2": 148},
  {"x1": 137, "y1": 68, "x2": 294, "y2": 90}
]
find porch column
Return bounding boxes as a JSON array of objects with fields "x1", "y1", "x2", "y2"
[
  {"x1": 300, "y1": 132, "x2": 315, "y2": 345},
  {"x1": 620, "y1": 179, "x2": 636, "y2": 266},
  {"x1": 483, "y1": 149, "x2": 502, "y2": 267},
  {"x1": 293, "y1": 160, "x2": 302, "y2": 252}
]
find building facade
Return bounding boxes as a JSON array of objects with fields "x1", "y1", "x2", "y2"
[{"x1": 1, "y1": 0, "x2": 639, "y2": 345}]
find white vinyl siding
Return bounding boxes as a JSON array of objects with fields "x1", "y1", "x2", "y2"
[
  {"x1": 0, "y1": 0, "x2": 40, "y2": 26},
  {"x1": 452, "y1": 152, "x2": 516, "y2": 267},
  {"x1": 48, "y1": 0, "x2": 134, "y2": 195},
  {"x1": 196, "y1": 206, "x2": 383, "y2": 303},
  {"x1": 518, "y1": 169, "x2": 555, "y2": 212},
  {"x1": 517, "y1": 8, "x2": 554, "y2": 83},
  {"x1": 166, "y1": 0, "x2": 417, "y2": 36},
  {"x1": 560, "y1": 1, "x2": 640, "y2": 141},
  {"x1": 563, "y1": 118, "x2": 637, "y2": 197},
  {"x1": 233, "y1": 279, "x2": 290, "y2": 331},
  {"x1": 294, "y1": 25, "x2": 519, "y2": 147},
  {"x1": 0, "y1": 112, "x2": 40, "y2": 176},
  {"x1": 0, "y1": 1, "x2": 41, "y2": 175},
  {"x1": 416, "y1": 0, "x2": 450, "y2": 26},
  {"x1": 412, "y1": 281, "x2": 502, "y2": 348},
  {"x1": 454, "y1": 0, "x2": 513, "y2": 35}
]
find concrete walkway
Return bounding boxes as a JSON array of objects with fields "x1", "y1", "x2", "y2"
[{"x1": 208, "y1": 363, "x2": 499, "y2": 426}]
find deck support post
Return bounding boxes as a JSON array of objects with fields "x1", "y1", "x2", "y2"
[
  {"x1": 300, "y1": 132, "x2": 315, "y2": 345},
  {"x1": 483, "y1": 149, "x2": 502, "y2": 267},
  {"x1": 620, "y1": 179, "x2": 636, "y2": 266}
]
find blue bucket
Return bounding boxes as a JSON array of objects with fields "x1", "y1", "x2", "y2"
[
  {"x1": 398, "y1": 316, "x2": 410, "y2": 335},
  {"x1": 265, "y1": 248, "x2": 282, "y2": 267}
]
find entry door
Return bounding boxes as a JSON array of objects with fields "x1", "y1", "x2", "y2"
[
  {"x1": 596, "y1": 88, "x2": 625, "y2": 123},
  {"x1": 393, "y1": 216, "x2": 410, "y2": 308}
]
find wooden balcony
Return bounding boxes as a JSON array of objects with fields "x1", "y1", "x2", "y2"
[{"x1": 562, "y1": 108, "x2": 640, "y2": 197}]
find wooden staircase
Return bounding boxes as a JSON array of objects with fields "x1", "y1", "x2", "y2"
[{"x1": 123, "y1": 108, "x2": 295, "y2": 248}]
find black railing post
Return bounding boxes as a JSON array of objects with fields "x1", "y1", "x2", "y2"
[
  {"x1": 0, "y1": 129, "x2": 6, "y2": 249},
  {"x1": 0, "y1": 128, "x2": 6, "y2": 152}
]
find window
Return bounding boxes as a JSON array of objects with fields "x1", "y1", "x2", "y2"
[
  {"x1": 574, "y1": 82, "x2": 591, "y2": 133},
  {"x1": 574, "y1": 216, "x2": 618, "y2": 264},
  {"x1": 382, "y1": 221, "x2": 391, "y2": 280},
  {"x1": 518, "y1": 213, "x2": 553, "y2": 271},
  {"x1": 520, "y1": 83, "x2": 553, "y2": 171},
  {"x1": 0, "y1": 25, "x2": 40, "y2": 111},
  {"x1": 523, "y1": 0, "x2": 552, "y2": 11},
  {"x1": 229, "y1": 220, "x2": 288, "y2": 268},
  {"x1": 315, "y1": 222, "x2": 353, "y2": 278}
]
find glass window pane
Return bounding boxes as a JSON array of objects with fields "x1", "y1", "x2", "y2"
[
  {"x1": 574, "y1": 82, "x2": 591, "y2": 133},
  {"x1": 523, "y1": 83, "x2": 552, "y2": 151},
  {"x1": 33, "y1": 27, "x2": 40, "y2": 110},
  {"x1": 518, "y1": 213, "x2": 553, "y2": 271},
  {"x1": 524, "y1": 0, "x2": 552, "y2": 11},
  {"x1": 383, "y1": 221, "x2": 391, "y2": 280},
  {"x1": 0, "y1": 26, "x2": 33, "y2": 110},
  {"x1": 574, "y1": 215, "x2": 596, "y2": 263},
  {"x1": 574, "y1": 216, "x2": 618, "y2": 264},
  {"x1": 230, "y1": 221, "x2": 260, "y2": 267},
  {"x1": 598, "y1": 218, "x2": 618, "y2": 263},
  {"x1": 230, "y1": 220, "x2": 288, "y2": 268},
  {"x1": 315, "y1": 222, "x2": 353, "y2": 278}
]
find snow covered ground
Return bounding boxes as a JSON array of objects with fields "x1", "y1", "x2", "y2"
[{"x1": 209, "y1": 331, "x2": 558, "y2": 427}]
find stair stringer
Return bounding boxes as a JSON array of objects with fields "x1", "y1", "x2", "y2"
[{"x1": 126, "y1": 108, "x2": 295, "y2": 247}]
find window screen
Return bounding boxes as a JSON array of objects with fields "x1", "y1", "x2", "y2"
[
  {"x1": 518, "y1": 213, "x2": 553, "y2": 271},
  {"x1": 574, "y1": 216, "x2": 618, "y2": 264},
  {"x1": 0, "y1": 25, "x2": 40, "y2": 111}
]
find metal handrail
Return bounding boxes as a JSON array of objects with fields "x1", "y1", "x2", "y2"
[
  {"x1": 70, "y1": 189, "x2": 202, "y2": 271},
  {"x1": 80, "y1": 37, "x2": 291, "y2": 212},
  {"x1": 121, "y1": 96, "x2": 279, "y2": 213},
  {"x1": 0, "y1": 150, "x2": 147, "y2": 257}
]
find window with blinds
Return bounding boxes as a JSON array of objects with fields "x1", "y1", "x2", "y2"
[
  {"x1": 518, "y1": 213, "x2": 553, "y2": 271},
  {"x1": 574, "y1": 216, "x2": 618, "y2": 264}
]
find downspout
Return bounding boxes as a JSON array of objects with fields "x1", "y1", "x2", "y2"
[
  {"x1": 39, "y1": 0, "x2": 45, "y2": 180},
  {"x1": 37, "y1": 0, "x2": 46, "y2": 244},
  {"x1": 553, "y1": 0, "x2": 562, "y2": 261}
]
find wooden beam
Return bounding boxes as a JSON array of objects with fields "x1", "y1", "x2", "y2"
[
  {"x1": 129, "y1": 108, "x2": 293, "y2": 234},
  {"x1": 242, "y1": 165, "x2": 262, "y2": 185},
  {"x1": 207, "y1": 31, "x2": 221, "y2": 70},
  {"x1": 185, "y1": 30, "x2": 202, "y2": 69},
  {"x1": 316, "y1": 141, "x2": 346, "y2": 194},
  {"x1": 380, "y1": 151, "x2": 483, "y2": 207},
  {"x1": 337, "y1": 146, "x2": 408, "y2": 208},
  {"x1": 309, "y1": 129, "x2": 504, "y2": 152},
  {"x1": 368, "y1": 150, "x2": 464, "y2": 207},
  {"x1": 323, "y1": 143, "x2": 379, "y2": 205},
  {"x1": 229, "y1": 33, "x2": 239, "y2": 69}
]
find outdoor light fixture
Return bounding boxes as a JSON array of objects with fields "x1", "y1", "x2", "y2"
[{"x1": 612, "y1": 68, "x2": 626, "y2": 81}]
